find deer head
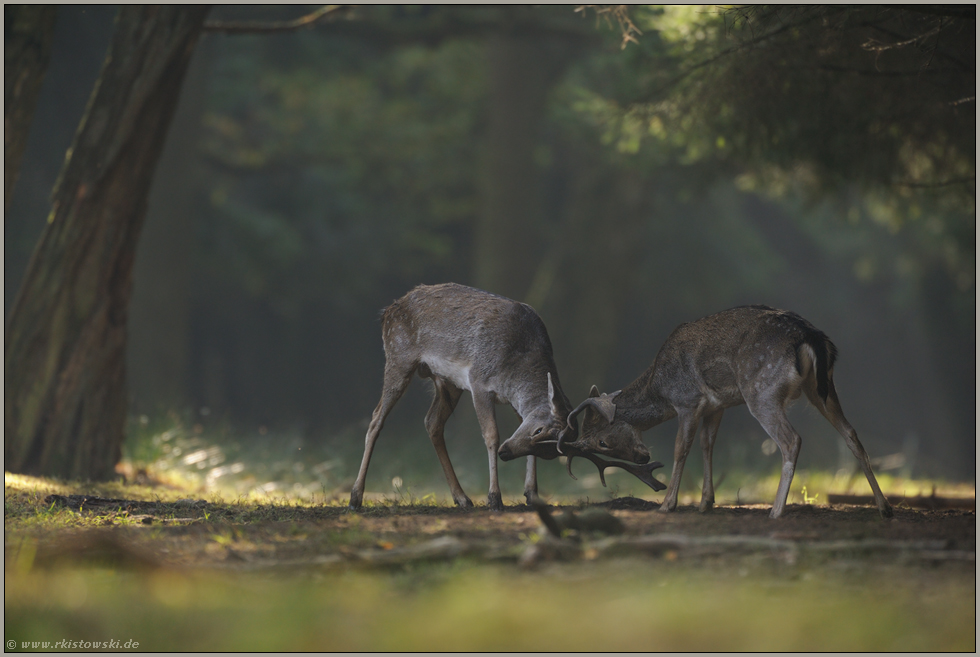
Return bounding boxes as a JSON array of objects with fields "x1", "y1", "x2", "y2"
[
  {"x1": 558, "y1": 386, "x2": 651, "y2": 464},
  {"x1": 498, "y1": 373, "x2": 576, "y2": 461}
]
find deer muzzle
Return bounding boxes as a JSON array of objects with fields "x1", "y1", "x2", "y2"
[{"x1": 498, "y1": 438, "x2": 561, "y2": 461}]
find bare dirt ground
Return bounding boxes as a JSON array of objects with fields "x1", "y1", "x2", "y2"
[{"x1": 24, "y1": 494, "x2": 975, "y2": 576}]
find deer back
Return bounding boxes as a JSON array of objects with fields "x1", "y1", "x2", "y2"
[
  {"x1": 649, "y1": 305, "x2": 836, "y2": 409},
  {"x1": 382, "y1": 283, "x2": 567, "y2": 414}
]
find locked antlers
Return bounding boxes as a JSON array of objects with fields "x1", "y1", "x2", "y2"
[
  {"x1": 557, "y1": 387, "x2": 620, "y2": 455},
  {"x1": 564, "y1": 450, "x2": 667, "y2": 492}
]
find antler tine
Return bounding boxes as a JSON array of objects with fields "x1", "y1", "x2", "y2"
[
  {"x1": 565, "y1": 451, "x2": 666, "y2": 492},
  {"x1": 558, "y1": 399, "x2": 592, "y2": 455},
  {"x1": 559, "y1": 391, "x2": 623, "y2": 455}
]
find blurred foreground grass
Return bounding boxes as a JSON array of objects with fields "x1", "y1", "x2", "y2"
[{"x1": 5, "y1": 558, "x2": 974, "y2": 651}]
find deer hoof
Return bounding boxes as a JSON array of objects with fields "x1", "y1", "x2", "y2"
[{"x1": 487, "y1": 492, "x2": 503, "y2": 511}]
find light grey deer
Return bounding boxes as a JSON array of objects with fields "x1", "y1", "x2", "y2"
[
  {"x1": 349, "y1": 283, "x2": 653, "y2": 511},
  {"x1": 558, "y1": 305, "x2": 894, "y2": 519}
]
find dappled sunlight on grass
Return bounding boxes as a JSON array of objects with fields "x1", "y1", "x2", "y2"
[
  {"x1": 3, "y1": 472, "x2": 202, "y2": 532},
  {"x1": 528, "y1": 466, "x2": 975, "y2": 511},
  {"x1": 113, "y1": 411, "x2": 976, "y2": 511},
  {"x1": 699, "y1": 469, "x2": 975, "y2": 509},
  {"x1": 6, "y1": 462, "x2": 973, "y2": 529},
  {"x1": 122, "y1": 411, "x2": 355, "y2": 502}
]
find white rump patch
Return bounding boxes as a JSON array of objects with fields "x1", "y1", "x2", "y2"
[{"x1": 797, "y1": 344, "x2": 816, "y2": 379}]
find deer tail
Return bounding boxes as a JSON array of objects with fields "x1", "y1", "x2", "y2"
[{"x1": 799, "y1": 331, "x2": 837, "y2": 402}]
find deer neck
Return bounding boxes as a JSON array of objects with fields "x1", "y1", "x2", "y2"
[
  {"x1": 615, "y1": 373, "x2": 676, "y2": 430},
  {"x1": 511, "y1": 369, "x2": 571, "y2": 420}
]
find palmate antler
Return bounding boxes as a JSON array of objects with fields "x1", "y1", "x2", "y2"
[{"x1": 564, "y1": 449, "x2": 667, "y2": 492}]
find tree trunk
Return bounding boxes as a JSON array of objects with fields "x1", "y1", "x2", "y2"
[
  {"x1": 548, "y1": 158, "x2": 649, "y2": 392},
  {"x1": 4, "y1": 5, "x2": 58, "y2": 212},
  {"x1": 5, "y1": 5, "x2": 210, "y2": 480},
  {"x1": 474, "y1": 32, "x2": 566, "y2": 301}
]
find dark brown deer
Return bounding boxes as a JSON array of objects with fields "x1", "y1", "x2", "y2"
[
  {"x1": 559, "y1": 305, "x2": 893, "y2": 519},
  {"x1": 349, "y1": 283, "x2": 652, "y2": 511}
]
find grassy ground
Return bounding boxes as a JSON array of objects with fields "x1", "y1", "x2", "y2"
[
  {"x1": 4, "y1": 469, "x2": 975, "y2": 652},
  {"x1": 6, "y1": 558, "x2": 974, "y2": 652}
]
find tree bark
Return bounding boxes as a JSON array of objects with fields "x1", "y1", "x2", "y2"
[
  {"x1": 474, "y1": 32, "x2": 569, "y2": 301},
  {"x1": 548, "y1": 160, "x2": 648, "y2": 391},
  {"x1": 5, "y1": 5, "x2": 58, "y2": 212},
  {"x1": 5, "y1": 5, "x2": 210, "y2": 480}
]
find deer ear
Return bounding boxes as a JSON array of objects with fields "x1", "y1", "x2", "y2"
[
  {"x1": 582, "y1": 404, "x2": 600, "y2": 424},
  {"x1": 589, "y1": 385, "x2": 600, "y2": 398},
  {"x1": 547, "y1": 372, "x2": 561, "y2": 416},
  {"x1": 594, "y1": 392, "x2": 620, "y2": 424}
]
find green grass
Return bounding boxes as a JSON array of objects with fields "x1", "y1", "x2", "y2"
[
  {"x1": 114, "y1": 409, "x2": 975, "y2": 508},
  {"x1": 6, "y1": 466, "x2": 972, "y2": 532},
  {"x1": 5, "y1": 560, "x2": 974, "y2": 652}
]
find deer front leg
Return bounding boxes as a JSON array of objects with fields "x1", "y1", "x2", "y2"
[
  {"x1": 524, "y1": 455, "x2": 538, "y2": 504},
  {"x1": 698, "y1": 410, "x2": 724, "y2": 512},
  {"x1": 661, "y1": 411, "x2": 699, "y2": 512},
  {"x1": 471, "y1": 390, "x2": 504, "y2": 511},
  {"x1": 425, "y1": 379, "x2": 472, "y2": 508}
]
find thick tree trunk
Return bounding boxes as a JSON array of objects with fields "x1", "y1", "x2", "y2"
[
  {"x1": 5, "y1": 5, "x2": 210, "y2": 480},
  {"x1": 546, "y1": 156, "x2": 649, "y2": 392},
  {"x1": 5, "y1": 5, "x2": 58, "y2": 211},
  {"x1": 474, "y1": 33, "x2": 566, "y2": 301}
]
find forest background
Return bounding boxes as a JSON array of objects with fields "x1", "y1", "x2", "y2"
[{"x1": 5, "y1": 5, "x2": 974, "y2": 500}]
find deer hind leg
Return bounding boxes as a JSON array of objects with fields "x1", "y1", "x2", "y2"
[
  {"x1": 425, "y1": 378, "x2": 472, "y2": 508},
  {"x1": 524, "y1": 456, "x2": 538, "y2": 504},
  {"x1": 698, "y1": 410, "x2": 724, "y2": 512},
  {"x1": 471, "y1": 390, "x2": 504, "y2": 511},
  {"x1": 806, "y1": 378, "x2": 894, "y2": 519},
  {"x1": 661, "y1": 411, "x2": 700, "y2": 512},
  {"x1": 350, "y1": 362, "x2": 415, "y2": 509},
  {"x1": 746, "y1": 392, "x2": 802, "y2": 519}
]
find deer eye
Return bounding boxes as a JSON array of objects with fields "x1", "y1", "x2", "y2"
[
  {"x1": 533, "y1": 428, "x2": 543, "y2": 436},
  {"x1": 599, "y1": 440, "x2": 608, "y2": 448}
]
